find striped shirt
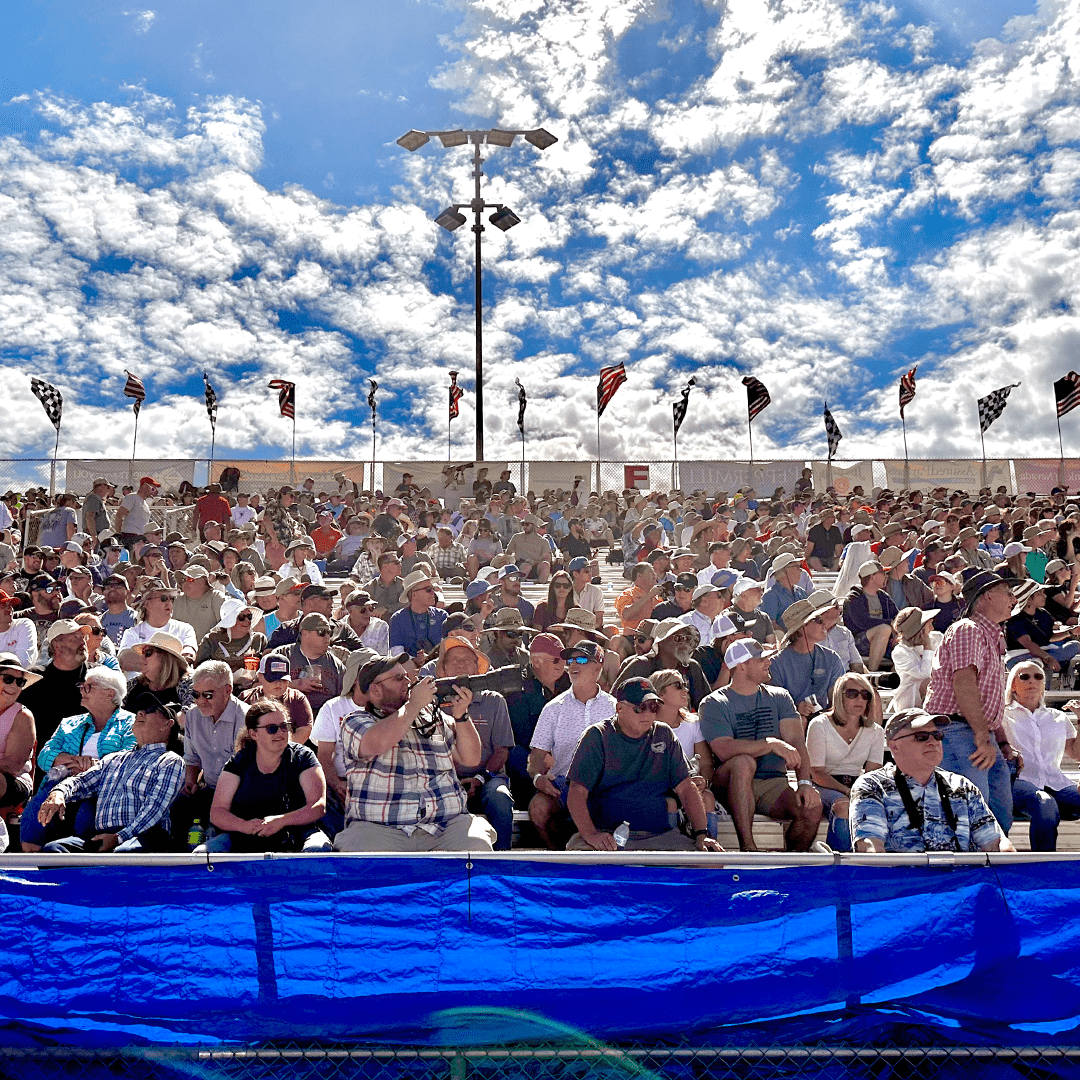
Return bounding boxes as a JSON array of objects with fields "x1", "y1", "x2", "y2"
[
  {"x1": 341, "y1": 708, "x2": 466, "y2": 833},
  {"x1": 54, "y1": 743, "x2": 185, "y2": 843}
]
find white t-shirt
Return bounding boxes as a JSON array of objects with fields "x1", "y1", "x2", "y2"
[
  {"x1": 231, "y1": 505, "x2": 256, "y2": 527},
  {"x1": 118, "y1": 618, "x2": 197, "y2": 655},
  {"x1": 0, "y1": 617, "x2": 36, "y2": 668},
  {"x1": 119, "y1": 493, "x2": 151, "y2": 535},
  {"x1": 311, "y1": 694, "x2": 360, "y2": 778},
  {"x1": 669, "y1": 716, "x2": 703, "y2": 761},
  {"x1": 806, "y1": 717, "x2": 885, "y2": 776}
]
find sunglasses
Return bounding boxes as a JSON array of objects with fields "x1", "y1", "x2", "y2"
[
  {"x1": 351, "y1": 604, "x2": 374, "y2": 613},
  {"x1": 84, "y1": 627, "x2": 105, "y2": 636},
  {"x1": 1017, "y1": 671, "x2": 1045, "y2": 681},
  {"x1": 417, "y1": 586, "x2": 436, "y2": 594},
  {"x1": 256, "y1": 722, "x2": 291, "y2": 735},
  {"x1": 665, "y1": 681, "x2": 688, "y2": 691},
  {"x1": 553, "y1": 582, "x2": 572, "y2": 589},
  {"x1": 632, "y1": 701, "x2": 661, "y2": 714},
  {"x1": 0, "y1": 672, "x2": 27, "y2": 688},
  {"x1": 310, "y1": 629, "x2": 330, "y2": 637},
  {"x1": 501, "y1": 630, "x2": 523, "y2": 640},
  {"x1": 897, "y1": 730, "x2": 945, "y2": 743},
  {"x1": 843, "y1": 688, "x2": 872, "y2": 701},
  {"x1": 193, "y1": 690, "x2": 219, "y2": 700},
  {"x1": 633, "y1": 635, "x2": 651, "y2": 644},
  {"x1": 568, "y1": 656, "x2": 595, "y2": 666},
  {"x1": 235, "y1": 613, "x2": 253, "y2": 622}
]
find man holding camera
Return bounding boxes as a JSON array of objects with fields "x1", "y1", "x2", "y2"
[{"x1": 334, "y1": 657, "x2": 496, "y2": 852}]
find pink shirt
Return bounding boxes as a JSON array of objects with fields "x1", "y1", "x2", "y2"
[{"x1": 925, "y1": 613, "x2": 1006, "y2": 732}]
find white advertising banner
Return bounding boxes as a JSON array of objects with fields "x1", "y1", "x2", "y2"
[
  {"x1": 65, "y1": 459, "x2": 196, "y2": 494},
  {"x1": 383, "y1": 462, "x2": 511, "y2": 506},
  {"x1": 678, "y1": 460, "x2": 806, "y2": 496},
  {"x1": 526, "y1": 462, "x2": 593, "y2": 497},
  {"x1": 809, "y1": 460, "x2": 875, "y2": 497},
  {"x1": 880, "y1": 459, "x2": 1011, "y2": 493}
]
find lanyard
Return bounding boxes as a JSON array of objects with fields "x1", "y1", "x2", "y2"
[{"x1": 894, "y1": 768, "x2": 959, "y2": 849}]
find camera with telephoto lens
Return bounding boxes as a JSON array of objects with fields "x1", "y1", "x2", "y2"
[
  {"x1": 866, "y1": 671, "x2": 900, "y2": 691},
  {"x1": 434, "y1": 664, "x2": 529, "y2": 704}
]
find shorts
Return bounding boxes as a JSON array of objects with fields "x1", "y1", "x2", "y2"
[
  {"x1": 752, "y1": 776, "x2": 791, "y2": 816},
  {"x1": 0, "y1": 772, "x2": 33, "y2": 811}
]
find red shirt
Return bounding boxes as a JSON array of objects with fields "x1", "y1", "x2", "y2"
[
  {"x1": 195, "y1": 494, "x2": 232, "y2": 530},
  {"x1": 925, "y1": 613, "x2": 1006, "y2": 731}
]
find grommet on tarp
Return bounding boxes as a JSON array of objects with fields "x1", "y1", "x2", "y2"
[{"x1": 205, "y1": 849, "x2": 214, "y2": 872}]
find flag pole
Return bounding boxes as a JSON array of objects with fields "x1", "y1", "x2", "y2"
[
  {"x1": 520, "y1": 424, "x2": 526, "y2": 492},
  {"x1": 49, "y1": 422, "x2": 60, "y2": 499},
  {"x1": 672, "y1": 417, "x2": 678, "y2": 493},
  {"x1": 596, "y1": 409, "x2": 602, "y2": 492},
  {"x1": 1058, "y1": 410, "x2": 1067, "y2": 488},
  {"x1": 371, "y1": 410, "x2": 376, "y2": 491},
  {"x1": 130, "y1": 409, "x2": 139, "y2": 489},
  {"x1": 979, "y1": 417, "x2": 987, "y2": 492},
  {"x1": 747, "y1": 412, "x2": 754, "y2": 491},
  {"x1": 901, "y1": 413, "x2": 909, "y2": 489},
  {"x1": 290, "y1": 412, "x2": 296, "y2": 487},
  {"x1": 209, "y1": 424, "x2": 216, "y2": 487}
]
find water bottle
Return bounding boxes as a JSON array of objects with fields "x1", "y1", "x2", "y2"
[
  {"x1": 786, "y1": 768, "x2": 799, "y2": 791},
  {"x1": 688, "y1": 753, "x2": 700, "y2": 777},
  {"x1": 613, "y1": 821, "x2": 630, "y2": 849},
  {"x1": 187, "y1": 818, "x2": 205, "y2": 847}
]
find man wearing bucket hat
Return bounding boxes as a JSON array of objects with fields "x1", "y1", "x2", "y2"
[
  {"x1": 759, "y1": 554, "x2": 808, "y2": 633},
  {"x1": 387, "y1": 569, "x2": 446, "y2": 661},
  {"x1": 614, "y1": 618, "x2": 711, "y2": 708},
  {"x1": 482, "y1": 606, "x2": 536, "y2": 669},
  {"x1": 924, "y1": 569, "x2": 1017, "y2": 830},
  {"x1": 850, "y1": 708, "x2": 1013, "y2": 853},
  {"x1": 768, "y1": 598, "x2": 846, "y2": 720},
  {"x1": 172, "y1": 565, "x2": 225, "y2": 647},
  {"x1": 564, "y1": 678, "x2": 722, "y2": 852},
  {"x1": 700, "y1": 637, "x2": 822, "y2": 851}
]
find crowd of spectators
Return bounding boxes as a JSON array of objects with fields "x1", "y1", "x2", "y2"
[{"x1": 0, "y1": 468, "x2": 1079, "y2": 856}]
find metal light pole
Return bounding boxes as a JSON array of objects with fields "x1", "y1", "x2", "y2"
[{"x1": 397, "y1": 127, "x2": 557, "y2": 461}]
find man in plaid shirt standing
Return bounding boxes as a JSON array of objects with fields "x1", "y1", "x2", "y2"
[
  {"x1": 925, "y1": 570, "x2": 1019, "y2": 832},
  {"x1": 431, "y1": 525, "x2": 468, "y2": 581},
  {"x1": 334, "y1": 657, "x2": 496, "y2": 852}
]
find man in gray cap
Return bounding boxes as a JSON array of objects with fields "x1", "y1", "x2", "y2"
[
  {"x1": 850, "y1": 709, "x2": 1014, "y2": 853},
  {"x1": 173, "y1": 565, "x2": 224, "y2": 644},
  {"x1": 842, "y1": 559, "x2": 898, "y2": 673}
]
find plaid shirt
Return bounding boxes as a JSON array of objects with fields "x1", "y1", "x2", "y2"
[
  {"x1": 431, "y1": 542, "x2": 467, "y2": 575},
  {"x1": 53, "y1": 743, "x2": 185, "y2": 843},
  {"x1": 341, "y1": 707, "x2": 466, "y2": 833},
  {"x1": 925, "y1": 613, "x2": 1006, "y2": 731}
]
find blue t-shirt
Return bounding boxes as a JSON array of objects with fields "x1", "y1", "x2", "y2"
[
  {"x1": 699, "y1": 685, "x2": 799, "y2": 780},
  {"x1": 768, "y1": 645, "x2": 846, "y2": 708},
  {"x1": 388, "y1": 605, "x2": 447, "y2": 658}
]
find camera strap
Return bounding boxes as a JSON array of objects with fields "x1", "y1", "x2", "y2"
[{"x1": 894, "y1": 767, "x2": 959, "y2": 848}]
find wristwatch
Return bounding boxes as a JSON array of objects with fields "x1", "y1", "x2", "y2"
[
  {"x1": 690, "y1": 828, "x2": 709, "y2": 839},
  {"x1": 797, "y1": 778, "x2": 813, "y2": 787}
]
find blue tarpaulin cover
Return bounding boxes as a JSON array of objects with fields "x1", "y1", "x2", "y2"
[{"x1": 2, "y1": 857, "x2": 1080, "y2": 1048}]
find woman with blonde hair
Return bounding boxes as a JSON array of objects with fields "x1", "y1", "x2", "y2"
[{"x1": 806, "y1": 672, "x2": 886, "y2": 850}]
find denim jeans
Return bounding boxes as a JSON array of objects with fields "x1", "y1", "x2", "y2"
[
  {"x1": 196, "y1": 827, "x2": 332, "y2": 853},
  {"x1": 20, "y1": 777, "x2": 97, "y2": 848},
  {"x1": 1011, "y1": 778, "x2": 1080, "y2": 851},
  {"x1": 940, "y1": 720, "x2": 1013, "y2": 832},
  {"x1": 468, "y1": 774, "x2": 514, "y2": 851},
  {"x1": 815, "y1": 786, "x2": 851, "y2": 851}
]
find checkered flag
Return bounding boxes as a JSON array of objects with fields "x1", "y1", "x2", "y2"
[
  {"x1": 672, "y1": 377, "x2": 695, "y2": 436},
  {"x1": 203, "y1": 372, "x2": 218, "y2": 431},
  {"x1": 367, "y1": 379, "x2": 378, "y2": 420},
  {"x1": 742, "y1": 376, "x2": 770, "y2": 423},
  {"x1": 30, "y1": 378, "x2": 63, "y2": 431},
  {"x1": 823, "y1": 401, "x2": 842, "y2": 459},
  {"x1": 977, "y1": 383, "x2": 1020, "y2": 432}
]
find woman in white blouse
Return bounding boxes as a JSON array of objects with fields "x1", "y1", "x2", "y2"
[
  {"x1": 888, "y1": 606, "x2": 941, "y2": 714},
  {"x1": 806, "y1": 673, "x2": 886, "y2": 851},
  {"x1": 1004, "y1": 659, "x2": 1080, "y2": 851}
]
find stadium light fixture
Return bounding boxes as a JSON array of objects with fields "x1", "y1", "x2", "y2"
[{"x1": 397, "y1": 125, "x2": 558, "y2": 459}]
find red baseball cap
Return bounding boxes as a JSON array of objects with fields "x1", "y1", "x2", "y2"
[
  {"x1": 139, "y1": 476, "x2": 161, "y2": 488},
  {"x1": 529, "y1": 633, "x2": 564, "y2": 660}
]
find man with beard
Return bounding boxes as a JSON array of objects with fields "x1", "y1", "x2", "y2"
[
  {"x1": 24, "y1": 574, "x2": 62, "y2": 649},
  {"x1": 613, "y1": 619, "x2": 711, "y2": 707},
  {"x1": 490, "y1": 564, "x2": 535, "y2": 622},
  {"x1": 334, "y1": 658, "x2": 495, "y2": 852},
  {"x1": 337, "y1": 590, "x2": 390, "y2": 655},
  {"x1": 10, "y1": 546, "x2": 44, "y2": 594}
]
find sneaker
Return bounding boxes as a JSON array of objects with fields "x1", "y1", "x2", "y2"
[
  {"x1": 809, "y1": 840, "x2": 834, "y2": 855},
  {"x1": 0, "y1": 818, "x2": 8, "y2": 854}
]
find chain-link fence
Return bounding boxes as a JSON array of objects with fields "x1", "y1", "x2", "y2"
[{"x1": 7, "y1": 1039, "x2": 1080, "y2": 1080}]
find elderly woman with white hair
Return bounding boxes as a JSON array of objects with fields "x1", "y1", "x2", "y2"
[
  {"x1": 1003, "y1": 659, "x2": 1080, "y2": 851},
  {"x1": 20, "y1": 665, "x2": 134, "y2": 852}
]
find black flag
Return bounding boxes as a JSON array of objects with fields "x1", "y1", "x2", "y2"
[
  {"x1": 203, "y1": 372, "x2": 218, "y2": 431},
  {"x1": 367, "y1": 379, "x2": 378, "y2": 419},
  {"x1": 672, "y1": 377, "x2": 695, "y2": 436},
  {"x1": 515, "y1": 378, "x2": 526, "y2": 432}
]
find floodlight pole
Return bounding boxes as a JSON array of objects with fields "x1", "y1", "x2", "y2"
[{"x1": 397, "y1": 126, "x2": 557, "y2": 463}]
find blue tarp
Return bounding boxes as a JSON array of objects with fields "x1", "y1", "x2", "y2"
[{"x1": 3, "y1": 857, "x2": 1080, "y2": 1048}]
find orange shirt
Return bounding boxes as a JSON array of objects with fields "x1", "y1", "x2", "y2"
[{"x1": 615, "y1": 583, "x2": 655, "y2": 631}]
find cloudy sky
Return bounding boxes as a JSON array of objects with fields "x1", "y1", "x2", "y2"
[{"x1": 1, "y1": 0, "x2": 1077, "y2": 476}]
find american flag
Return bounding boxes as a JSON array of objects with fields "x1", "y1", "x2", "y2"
[
  {"x1": 367, "y1": 379, "x2": 378, "y2": 419},
  {"x1": 596, "y1": 362, "x2": 627, "y2": 417},
  {"x1": 742, "y1": 376, "x2": 770, "y2": 423},
  {"x1": 899, "y1": 366, "x2": 917, "y2": 417},
  {"x1": 123, "y1": 370, "x2": 146, "y2": 417},
  {"x1": 672, "y1": 377, "x2": 695, "y2": 436},
  {"x1": 823, "y1": 401, "x2": 842, "y2": 459},
  {"x1": 203, "y1": 372, "x2": 218, "y2": 431},
  {"x1": 978, "y1": 382, "x2": 1020, "y2": 432},
  {"x1": 449, "y1": 370, "x2": 463, "y2": 420},
  {"x1": 30, "y1": 377, "x2": 63, "y2": 431},
  {"x1": 268, "y1": 379, "x2": 295, "y2": 419},
  {"x1": 515, "y1": 378, "x2": 527, "y2": 432},
  {"x1": 1055, "y1": 372, "x2": 1080, "y2": 419}
]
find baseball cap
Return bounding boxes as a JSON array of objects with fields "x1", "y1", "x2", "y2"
[
  {"x1": 529, "y1": 633, "x2": 565, "y2": 660},
  {"x1": 128, "y1": 689, "x2": 180, "y2": 720},
  {"x1": 258, "y1": 655, "x2": 292, "y2": 683},
  {"x1": 731, "y1": 576, "x2": 764, "y2": 599},
  {"x1": 301, "y1": 584, "x2": 336, "y2": 601},
  {"x1": 465, "y1": 579, "x2": 494, "y2": 601},
  {"x1": 710, "y1": 568, "x2": 739, "y2": 589},
  {"x1": 723, "y1": 638, "x2": 777, "y2": 669},
  {"x1": 299, "y1": 613, "x2": 331, "y2": 632},
  {"x1": 674, "y1": 573, "x2": 698, "y2": 591},
  {"x1": 567, "y1": 556, "x2": 590, "y2": 572},
  {"x1": 139, "y1": 476, "x2": 160, "y2": 488},
  {"x1": 884, "y1": 708, "x2": 950, "y2": 740},
  {"x1": 45, "y1": 618, "x2": 84, "y2": 643},
  {"x1": 613, "y1": 678, "x2": 662, "y2": 707},
  {"x1": 560, "y1": 640, "x2": 604, "y2": 664},
  {"x1": 498, "y1": 564, "x2": 522, "y2": 579},
  {"x1": 29, "y1": 575, "x2": 58, "y2": 592}
]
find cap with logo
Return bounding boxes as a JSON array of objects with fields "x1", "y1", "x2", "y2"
[
  {"x1": 723, "y1": 638, "x2": 777, "y2": 669},
  {"x1": 258, "y1": 654, "x2": 293, "y2": 683},
  {"x1": 613, "y1": 678, "x2": 662, "y2": 707}
]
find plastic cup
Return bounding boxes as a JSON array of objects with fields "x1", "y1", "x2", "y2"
[{"x1": 243, "y1": 655, "x2": 259, "y2": 673}]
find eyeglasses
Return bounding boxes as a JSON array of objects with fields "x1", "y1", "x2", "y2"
[
  {"x1": 568, "y1": 656, "x2": 594, "y2": 666},
  {"x1": 632, "y1": 701, "x2": 661, "y2": 714},
  {"x1": 0, "y1": 673, "x2": 27, "y2": 688},
  {"x1": 843, "y1": 688, "x2": 872, "y2": 701},
  {"x1": 417, "y1": 586, "x2": 436, "y2": 594},
  {"x1": 896, "y1": 730, "x2": 945, "y2": 742},
  {"x1": 235, "y1": 613, "x2": 253, "y2": 622},
  {"x1": 78, "y1": 681, "x2": 105, "y2": 692},
  {"x1": 256, "y1": 722, "x2": 291, "y2": 735},
  {"x1": 1017, "y1": 671, "x2": 1046, "y2": 681},
  {"x1": 193, "y1": 689, "x2": 219, "y2": 700}
]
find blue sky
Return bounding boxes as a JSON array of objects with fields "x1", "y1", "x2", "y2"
[{"x1": 1, "y1": 0, "x2": 1077, "y2": 473}]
